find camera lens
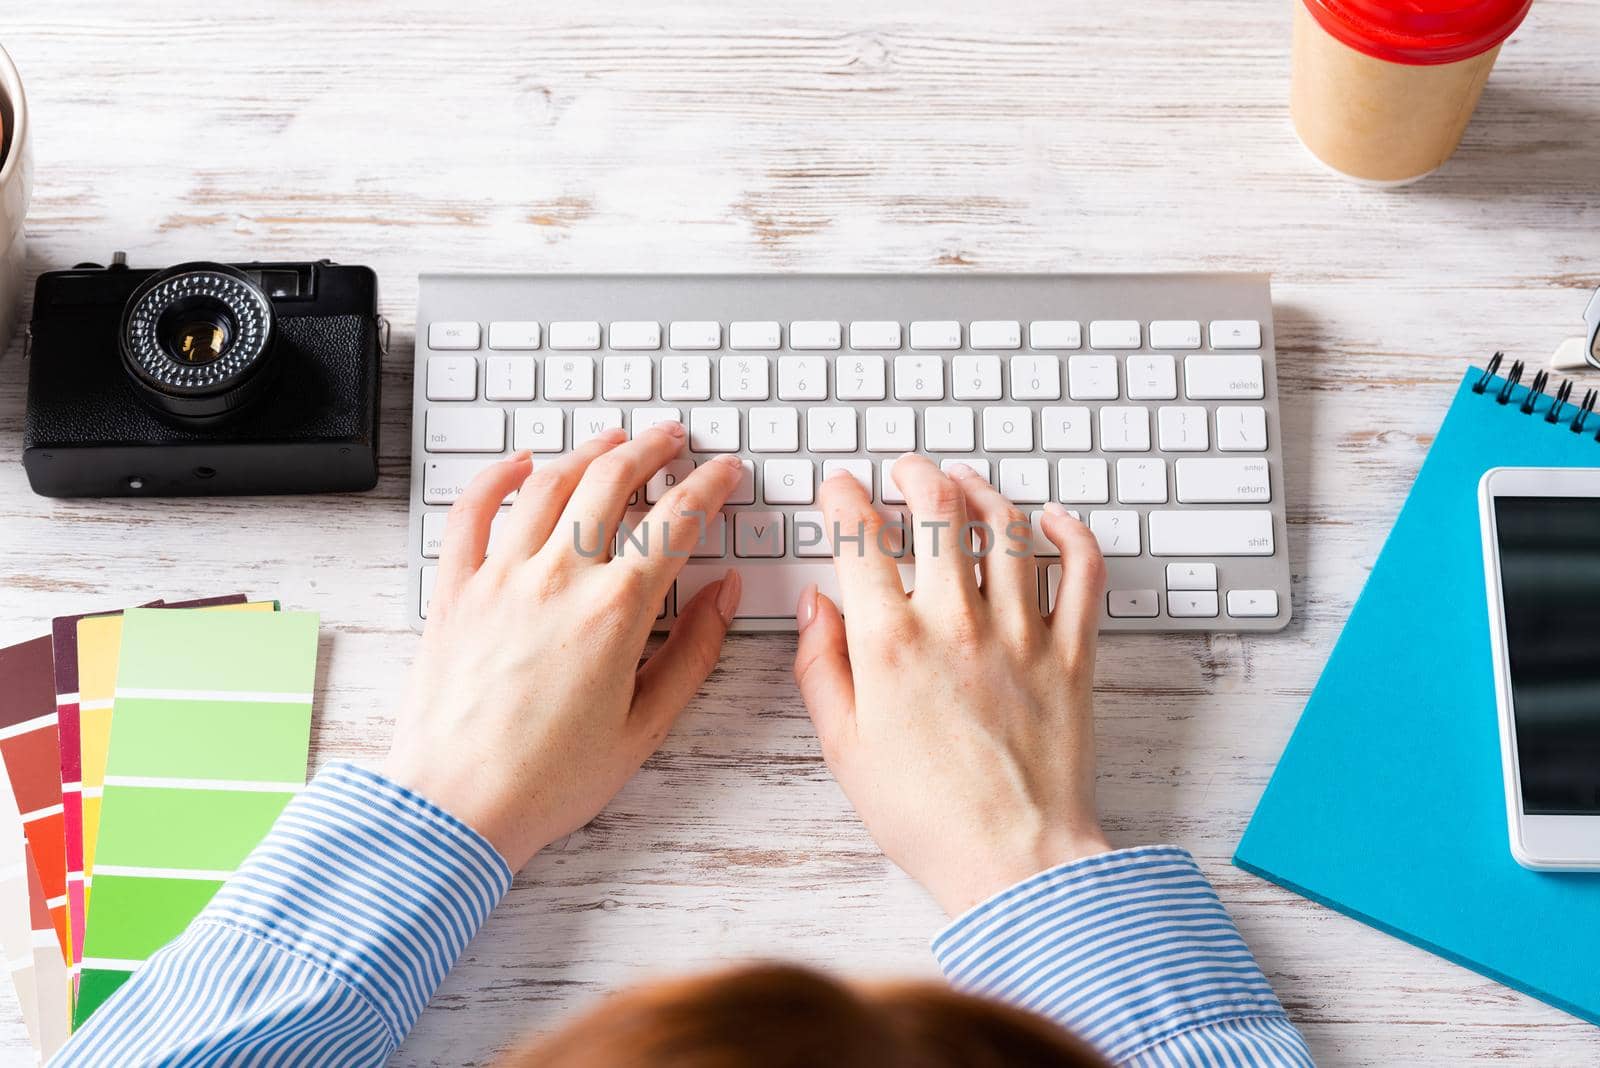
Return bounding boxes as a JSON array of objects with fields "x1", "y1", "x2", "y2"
[{"x1": 119, "y1": 263, "x2": 277, "y2": 421}]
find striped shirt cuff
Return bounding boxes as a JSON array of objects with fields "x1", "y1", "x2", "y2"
[
  {"x1": 192, "y1": 760, "x2": 513, "y2": 1044},
  {"x1": 932, "y1": 845, "x2": 1307, "y2": 1067}
]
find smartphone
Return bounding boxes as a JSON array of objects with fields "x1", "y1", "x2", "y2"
[{"x1": 1479, "y1": 467, "x2": 1600, "y2": 870}]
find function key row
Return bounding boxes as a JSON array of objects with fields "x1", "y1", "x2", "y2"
[{"x1": 426, "y1": 319, "x2": 1262, "y2": 353}]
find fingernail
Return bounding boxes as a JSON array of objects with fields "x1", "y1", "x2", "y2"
[
  {"x1": 715, "y1": 454, "x2": 744, "y2": 469},
  {"x1": 796, "y1": 583, "x2": 817, "y2": 631},
  {"x1": 657, "y1": 420, "x2": 686, "y2": 438},
  {"x1": 602, "y1": 428, "x2": 627, "y2": 444},
  {"x1": 506, "y1": 450, "x2": 533, "y2": 464},
  {"x1": 1044, "y1": 502, "x2": 1068, "y2": 517},
  {"x1": 825, "y1": 468, "x2": 852, "y2": 482},
  {"x1": 946, "y1": 462, "x2": 975, "y2": 480},
  {"x1": 716, "y1": 569, "x2": 742, "y2": 623}
]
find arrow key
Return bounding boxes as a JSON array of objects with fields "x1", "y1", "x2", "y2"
[
  {"x1": 1107, "y1": 589, "x2": 1159, "y2": 618},
  {"x1": 1167, "y1": 590, "x2": 1219, "y2": 618}
]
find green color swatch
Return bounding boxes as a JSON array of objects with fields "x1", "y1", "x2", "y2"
[
  {"x1": 93, "y1": 785, "x2": 296, "y2": 871},
  {"x1": 104, "y1": 698, "x2": 313, "y2": 782},
  {"x1": 113, "y1": 607, "x2": 320, "y2": 695}
]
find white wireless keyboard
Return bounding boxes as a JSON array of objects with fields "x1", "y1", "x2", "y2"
[{"x1": 407, "y1": 274, "x2": 1291, "y2": 633}]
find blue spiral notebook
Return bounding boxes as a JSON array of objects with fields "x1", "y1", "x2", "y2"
[{"x1": 1236, "y1": 360, "x2": 1600, "y2": 1026}]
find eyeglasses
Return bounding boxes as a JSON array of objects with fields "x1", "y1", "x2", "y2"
[{"x1": 1588, "y1": 285, "x2": 1600, "y2": 370}]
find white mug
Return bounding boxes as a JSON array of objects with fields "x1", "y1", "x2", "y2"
[{"x1": 0, "y1": 43, "x2": 31, "y2": 355}]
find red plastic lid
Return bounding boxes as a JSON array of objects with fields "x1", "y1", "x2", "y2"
[{"x1": 1302, "y1": 0, "x2": 1532, "y2": 65}]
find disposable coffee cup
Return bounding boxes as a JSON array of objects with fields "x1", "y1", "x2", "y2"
[
  {"x1": 0, "y1": 43, "x2": 30, "y2": 352},
  {"x1": 1290, "y1": 0, "x2": 1532, "y2": 186}
]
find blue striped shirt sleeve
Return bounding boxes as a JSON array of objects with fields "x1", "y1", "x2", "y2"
[
  {"x1": 932, "y1": 845, "x2": 1314, "y2": 1067},
  {"x1": 51, "y1": 761, "x2": 512, "y2": 1067}
]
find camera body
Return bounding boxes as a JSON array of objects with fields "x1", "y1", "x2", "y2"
[{"x1": 23, "y1": 257, "x2": 383, "y2": 497}]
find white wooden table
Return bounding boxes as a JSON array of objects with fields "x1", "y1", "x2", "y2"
[{"x1": 3, "y1": 2, "x2": 1599, "y2": 1063}]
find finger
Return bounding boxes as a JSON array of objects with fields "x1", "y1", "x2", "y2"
[
  {"x1": 495, "y1": 430, "x2": 627, "y2": 562},
  {"x1": 434, "y1": 452, "x2": 532, "y2": 613},
  {"x1": 818, "y1": 468, "x2": 909, "y2": 617},
  {"x1": 630, "y1": 570, "x2": 740, "y2": 747},
  {"x1": 891, "y1": 453, "x2": 979, "y2": 607},
  {"x1": 945, "y1": 463, "x2": 1040, "y2": 622},
  {"x1": 1041, "y1": 503, "x2": 1106, "y2": 664},
  {"x1": 550, "y1": 423, "x2": 690, "y2": 564},
  {"x1": 793, "y1": 585, "x2": 856, "y2": 760},
  {"x1": 626, "y1": 454, "x2": 744, "y2": 600}
]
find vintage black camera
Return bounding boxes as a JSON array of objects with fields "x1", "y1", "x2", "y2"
[{"x1": 23, "y1": 256, "x2": 383, "y2": 496}]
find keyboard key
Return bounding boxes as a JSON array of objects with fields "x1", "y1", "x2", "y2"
[
  {"x1": 421, "y1": 512, "x2": 447, "y2": 558},
  {"x1": 850, "y1": 321, "x2": 902, "y2": 350},
  {"x1": 735, "y1": 512, "x2": 786, "y2": 557},
  {"x1": 1029, "y1": 321, "x2": 1082, "y2": 349},
  {"x1": 1166, "y1": 562, "x2": 1218, "y2": 591},
  {"x1": 1185, "y1": 354, "x2": 1264, "y2": 399},
  {"x1": 661, "y1": 355, "x2": 712, "y2": 401},
  {"x1": 549, "y1": 321, "x2": 601, "y2": 350},
  {"x1": 1099, "y1": 406, "x2": 1151, "y2": 451},
  {"x1": 923, "y1": 407, "x2": 975, "y2": 452},
  {"x1": 941, "y1": 458, "x2": 989, "y2": 483},
  {"x1": 1116, "y1": 458, "x2": 1168, "y2": 504},
  {"x1": 748, "y1": 406, "x2": 799, "y2": 452},
  {"x1": 1089, "y1": 510, "x2": 1140, "y2": 556},
  {"x1": 1226, "y1": 589, "x2": 1281, "y2": 618},
  {"x1": 1107, "y1": 589, "x2": 1159, "y2": 618},
  {"x1": 952, "y1": 355, "x2": 1002, "y2": 400},
  {"x1": 729, "y1": 459, "x2": 757, "y2": 505},
  {"x1": 424, "y1": 408, "x2": 504, "y2": 452},
  {"x1": 572, "y1": 407, "x2": 623, "y2": 444},
  {"x1": 645, "y1": 459, "x2": 695, "y2": 503},
  {"x1": 1216, "y1": 405, "x2": 1268, "y2": 451},
  {"x1": 1126, "y1": 354, "x2": 1177, "y2": 400},
  {"x1": 678, "y1": 561, "x2": 844, "y2": 619},
  {"x1": 487, "y1": 321, "x2": 539, "y2": 350},
  {"x1": 1157, "y1": 406, "x2": 1209, "y2": 451},
  {"x1": 1148, "y1": 510, "x2": 1274, "y2": 556},
  {"x1": 421, "y1": 566, "x2": 437, "y2": 618},
  {"x1": 689, "y1": 513, "x2": 728, "y2": 557},
  {"x1": 426, "y1": 356, "x2": 477, "y2": 401},
  {"x1": 881, "y1": 459, "x2": 907, "y2": 504},
  {"x1": 778, "y1": 355, "x2": 828, "y2": 400},
  {"x1": 1030, "y1": 511, "x2": 1060, "y2": 557},
  {"x1": 865, "y1": 407, "x2": 916, "y2": 453},
  {"x1": 609, "y1": 321, "x2": 661, "y2": 350},
  {"x1": 730, "y1": 321, "x2": 781, "y2": 350},
  {"x1": 602, "y1": 356, "x2": 652, "y2": 401},
  {"x1": 1089, "y1": 320, "x2": 1140, "y2": 349},
  {"x1": 823, "y1": 459, "x2": 872, "y2": 498},
  {"x1": 894, "y1": 356, "x2": 945, "y2": 400},
  {"x1": 1009, "y1": 355, "x2": 1062, "y2": 401},
  {"x1": 1057, "y1": 459, "x2": 1109, "y2": 504},
  {"x1": 428, "y1": 321, "x2": 480, "y2": 350},
  {"x1": 909, "y1": 320, "x2": 961, "y2": 350},
  {"x1": 764, "y1": 459, "x2": 815, "y2": 504},
  {"x1": 790, "y1": 321, "x2": 842, "y2": 350},
  {"x1": 422, "y1": 458, "x2": 504, "y2": 504},
  {"x1": 544, "y1": 356, "x2": 596, "y2": 400},
  {"x1": 1175, "y1": 458, "x2": 1270, "y2": 503},
  {"x1": 983, "y1": 407, "x2": 1034, "y2": 452},
  {"x1": 1149, "y1": 320, "x2": 1201, "y2": 349},
  {"x1": 485, "y1": 356, "x2": 536, "y2": 401},
  {"x1": 1068, "y1": 355, "x2": 1119, "y2": 400},
  {"x1": 793, "y1": 511, "x2": 831, "y2": 557},
  {"x1": 631, "y1": 406, "x2": 682, "y2": 439},
  {"x1": 1209, "y1": 320, "x2": 1261, "y2": 349},
  {"x1": 969, "y1": 320, "x2": 1021, "y2": 349},
  {"x1": 1167, "y1": 590, "x2": 1219, "y2": 618},
  {"x1": 836, "y1": 356, "x2": 887, "y2": 400},
  {"x1": 998, "y1": 458, "x2": 1049, "y2": 503},
  {"x1": 1041, "y1": 407, "x2": 1093, "y2": 451},
  {"x1": 720, "y1": 355, "x2": 771, "y2": 401},
  {"x1": 807, "y1": 408, "x2": 859, "y2": 452},
  {"x1": 513, "y1": 407, "x2": 564, "y2": 452},
  {"x1": 669, "y1": 321, "x2": 721, "y2": 350},
  {"x1": 690, "y1": 408, "x2": 740, "y2": 452}
]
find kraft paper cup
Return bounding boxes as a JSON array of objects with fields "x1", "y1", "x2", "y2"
[
  {"x1": 1290, "y1": 0, "x2": 1530, "y2": 186},
  {"x1": 0, "y1": 43, "x2": 30, "y2": 353}
]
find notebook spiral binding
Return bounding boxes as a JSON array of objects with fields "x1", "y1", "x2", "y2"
[{"x1": 1472, "y1": 351, "x2": 1600, "y2": 441}]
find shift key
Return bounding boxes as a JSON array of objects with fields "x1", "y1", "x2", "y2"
[{"x1": 1148, "y1": 509, "x2": 1274, "y2": 556}]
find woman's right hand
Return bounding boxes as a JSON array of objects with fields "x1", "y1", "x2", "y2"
[{"x1": 793, "y1": 454, "x2": 1112, "y2": 917}]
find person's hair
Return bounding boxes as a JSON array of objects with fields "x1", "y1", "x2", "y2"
[{"x1": 504, "y1": 963, "x2": 1109, "y2": 1068}]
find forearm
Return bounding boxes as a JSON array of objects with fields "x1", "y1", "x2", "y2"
[
  {"x1": 53, "y1": 762, "x2": 511, "y2": 1067},
  {"x1": 932, "y1": 845, "x2": 1313, "y2": 1067}
]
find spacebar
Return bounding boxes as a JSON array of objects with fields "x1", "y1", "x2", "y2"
[{"x1": 678, "y1": 562, "x2": 842, "y2": 619}]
